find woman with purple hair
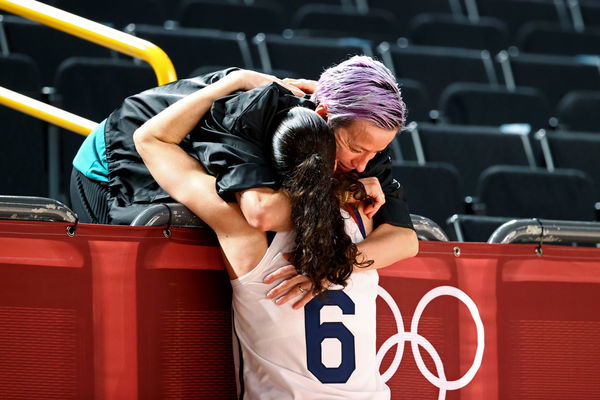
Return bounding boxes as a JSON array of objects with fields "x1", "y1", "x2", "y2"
[{"x1": 70, "y1": 55, "x2": 418, "y2": 303}]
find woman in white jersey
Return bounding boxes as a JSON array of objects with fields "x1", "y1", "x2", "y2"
[{"x1": 139, "y1": 103, "x2": 391, "y2": 398}]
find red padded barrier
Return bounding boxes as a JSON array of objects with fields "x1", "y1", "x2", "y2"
[{"x1": 1, "y1": 220, "x2": 599, "y2": 399}]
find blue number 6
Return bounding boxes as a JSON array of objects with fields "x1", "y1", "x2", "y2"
[{"x1": 304, "y1": 290, "x2": 356, "y2": 383}]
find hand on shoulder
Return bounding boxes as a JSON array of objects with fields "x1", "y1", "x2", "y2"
[{"x1": 227, "y1": 69, "x2": 307, "y2": 97}]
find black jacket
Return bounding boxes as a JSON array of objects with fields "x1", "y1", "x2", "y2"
[{"x1": 104, "y1": 68, "x2": 413, "y2": 229}]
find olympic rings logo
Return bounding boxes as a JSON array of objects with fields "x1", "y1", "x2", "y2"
[{"x1": 376, "y1": 286, "x2": 485, "y2": 399}]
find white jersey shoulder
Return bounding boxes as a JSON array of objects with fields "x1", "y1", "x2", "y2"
[{"x1": 231, "y1": 209, "x2": 390, "y2": 400}]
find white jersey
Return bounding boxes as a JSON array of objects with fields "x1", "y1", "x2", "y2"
[{"x1": 231, "y1": 209, "x2": 390, "y2": 400}]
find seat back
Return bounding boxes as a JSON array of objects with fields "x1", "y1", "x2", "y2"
[
  {"x1": 556, "y1": 91, "x2": 600, "y2": 132},
  {"x1": 517, "y1": 22, "x2": 600, "y2": 57},
  {"x1": 253, "y1": 33, "x2": 372, "y2": 80},
  {"x1": 535, "y1": 129, "x2": 600, "y2": 192},
  {"x1": 404, "y1": 123, "x2": 535, "y2": 196},
  {"x1": 392, "y1": 161, "x2": 464, "y2": 227},
  {"x1": 378, "y1": 44, "x2": 497, "y2": 103},
  {"x1": 478, "y1": 165, "x2": 598, "y2": 220},
  {"x1": 408, "y1": 14, "x2": 510, "y2": 53},
  {"x1": 126, "y1": 24, "x2": 253, "y2": 78},
  {"x1": 0, "y1": 15, "x2": 112, "y2": 86},
  {"x1": 176, "y1": 0, "x2": 285, "y2": 36},
  {"x1": 502, "y1": 53, "x2": 600, "y2": 108},
  {"x1": 440, "y1": 82, "x2": 552, "y2": 130},
  {"x1": 292, "y1": 4, "x2": 398, "y2": 42}
]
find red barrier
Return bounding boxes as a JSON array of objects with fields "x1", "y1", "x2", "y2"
[{"x1": 1, "y1": 220, "x2": 599, "y2": 399}]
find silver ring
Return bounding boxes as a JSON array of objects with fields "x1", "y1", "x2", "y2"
[{"x1": 297, "y1": 284, "x2": 306, "y2": 294}]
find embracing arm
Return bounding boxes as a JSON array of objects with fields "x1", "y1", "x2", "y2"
[
  {"x1": 355, "y1": 223, "x2": 418, "y2": 271},
  {"x1": 133, "y1": 71, "x2": 271, "y2": 278}
]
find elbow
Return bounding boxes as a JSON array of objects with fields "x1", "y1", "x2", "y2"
[
  {"x1": 393, "y1": 227, "x2": 418, "y2": 260},
  {"x1": 244, "y1": 208, "x2": 274, "y2": 231},
  {"x1": 238, "y1": 188, "x2": 290, "y2": 232},
  {"x1": 406, "y1": 229, "x2": 419, "y2": 258},
  {"x1": 132, "y1": 127, "x2": 148, "y2": 154}
]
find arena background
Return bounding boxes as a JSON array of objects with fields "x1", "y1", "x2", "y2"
[{"x1": 1, "y1": 0, "x2": 600, "y2": 399}]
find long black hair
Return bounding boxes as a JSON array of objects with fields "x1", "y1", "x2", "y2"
[{"x1": 272, "y1": 107, "x2": 373, "y2": 295}]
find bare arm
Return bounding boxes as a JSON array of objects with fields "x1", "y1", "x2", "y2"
[
  {"x1": 354, "y1": 223, "x2": 418, "y2": 271},
  {"x1": 236, "y1": 188, "x2": 293, "y2": 231},
  {"x1": 171, "y1": 163, "x2": 267, "y2": 279}
]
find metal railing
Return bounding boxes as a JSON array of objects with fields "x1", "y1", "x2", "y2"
[
  {"x1": 488, "y1": 218, "x2": 600, "y2": 244},
  {"x1": 0, "y1": 0, "x2": 177, "y2": 135},
  {"x1": 0, "y1": 195, "x2": 77, "y2": 223},
  {"x1": 131, "y1": 203, "x2": 449, "y2": 241}
]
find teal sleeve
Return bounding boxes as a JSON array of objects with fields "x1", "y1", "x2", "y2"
[{"x1": 72, "y1": 119, "x2": 109, "y2": 182}]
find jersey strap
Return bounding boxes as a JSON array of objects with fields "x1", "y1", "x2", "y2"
[{"x1": 343, "y1": 204, "x2": 366, "y2": 240}]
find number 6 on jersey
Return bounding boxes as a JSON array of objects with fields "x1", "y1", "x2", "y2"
[{"x1": 304, "y1": 290, "x2": 356, "y2": 383}]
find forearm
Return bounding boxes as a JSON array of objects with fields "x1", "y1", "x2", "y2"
[
  {"x1": 354, "y1": 224, "x2": 418, "y2": 271},
  {"x1": 134, "y1": 72, "x2": 244, "y2": 148},
  {"x1": 236, "y1": 188, "x2": 293, "y2": 231}
]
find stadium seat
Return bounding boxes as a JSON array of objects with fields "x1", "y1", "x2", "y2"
[
  {"x1": 399, "y1": 122, "x2": 536, "y2": 196},
  {"x1": 556, "y1": 91, "x2": 600, "y2": 132},
  {"x1": 477, "y1": 0, "x2": 571, "y2": 37},
  {"x1": 253, "y1": 33, "x2": 372, "y2": 80},
  {"x1": 534, "y1": 129, "x2": 600, "y2": 192},
  {"x1": 446, "y1": 214, "x2": 514, "y2": 242},
  {"x1": 407, "y1": 14, "x2": 510, "y2": 53},
  {"x1": 55, "y1": 0, "x2": 167, "y2": 27},
  {"x1": 478, "y1": 165, "x2": 598, "y2": 220},
  {"x1": 366, "y1": 0, "x2": 461, "y2": 36},
  {"x1": 498, "y1": 51, "x2": 600, "y2": 108},
  {"x1": 439, "y1": 82, "x2": 552, "y2": 130},
  {"x1": 176, "y1": 0, "x2": 285, "y2": 36},
  {"x1": 391, "y1": 161, "x2": 464, "y2": 227},
  {"x1": 53, "y1": 57, "x2": 156, "y2": 121},
  {"x1": 0, "y1": 15, "x2": 113, "y2": 87},
  {"x1": 0, "y1": 54, "x2": 47, "y2": 197},
  {"x1": 291, "y1": 4, "x2": 399, "y2": 42},
  {"x1": 579, "y1": 0, "x2": 600, "y2": 29},
  {"x1": 399, "y1": 78, "x2": 433, "y2": 123},
  {"x1": 124, "y1": 24, "x2": 254, "y2": 78},
  {"x1": 516, "y1": 22, "x2": 600, "y2": 56},
  {"x1": 378, "y1": 43, "x2": 498, "y2": 104}
]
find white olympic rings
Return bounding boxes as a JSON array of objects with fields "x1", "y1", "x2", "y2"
[{"x1": 376, "y1": 286, "x2": 485, "y2": 399}]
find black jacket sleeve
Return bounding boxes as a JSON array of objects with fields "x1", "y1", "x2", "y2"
[
  {"x1": 189, "y1": 82, "x2": 315, "y2": 201},
  {"x1": 360, "y1": 148, "x2": 414, "y2": 230}
]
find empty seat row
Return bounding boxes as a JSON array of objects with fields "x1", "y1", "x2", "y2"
[
  {"x1": 436, "y1": 83, "x2": 600, "y2": 132},
  {"x1": 393, "y1": 122, "x2": 600, "y2": 199},
  {"x1": 3, "y1": 11, "x2": 600, "y2": 100},
  {"x1": 393, "y1": 161, "x2": 598, "y2": 235}
]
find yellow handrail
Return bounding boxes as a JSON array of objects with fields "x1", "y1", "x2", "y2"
[
  {"x1": 0, "y1": 87, "x2": 97, "y2": 135},
  {"x1": 0, "y1": 0, "x2": 178, "y2": 135}
]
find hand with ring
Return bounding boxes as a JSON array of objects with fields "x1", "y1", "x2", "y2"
[{"x1": 264, "y1": 264, "x2": 315, "y2": 309}]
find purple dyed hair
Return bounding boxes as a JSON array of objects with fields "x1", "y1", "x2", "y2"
[{"x1": 311, "y1": 55, "x2": 406, "y2": 131}]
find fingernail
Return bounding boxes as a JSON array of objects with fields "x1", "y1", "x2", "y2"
[
  {"x1": 275, "y1": 298, "x2": 284, "y2": 305},
  {"x1": 266, "y1": 290, "x2": 274, "y2": 298}
]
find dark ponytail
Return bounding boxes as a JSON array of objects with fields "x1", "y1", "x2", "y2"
[{"x1": 272, "y1": 107, "x2": 373, "y2": 295}]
